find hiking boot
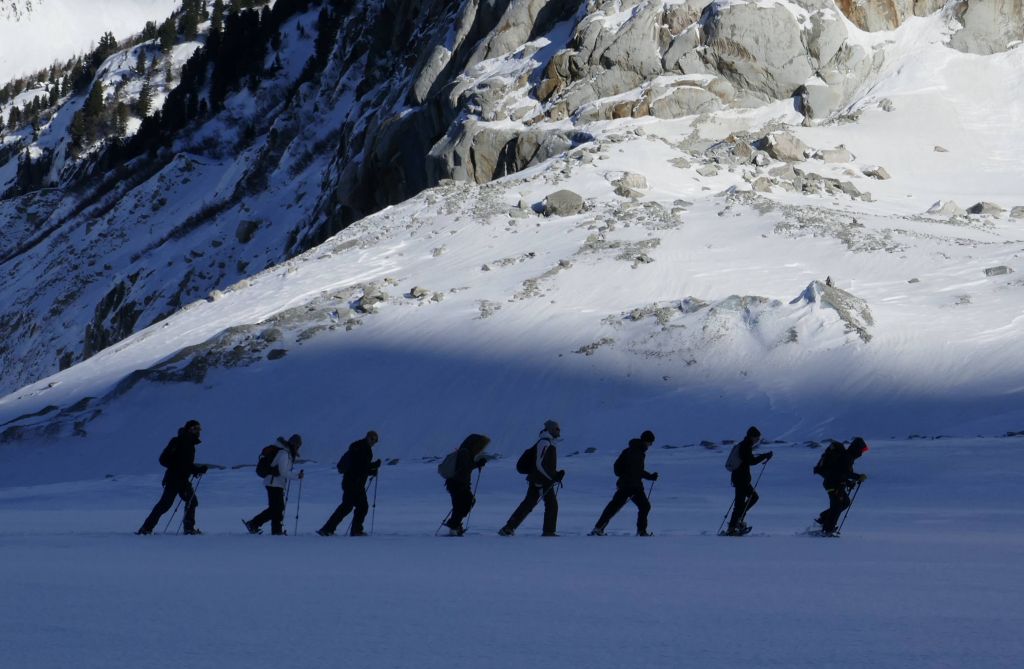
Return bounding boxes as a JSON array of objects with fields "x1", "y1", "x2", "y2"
[
  {"x1": 315, "y1": 529, "x2": 333, "y2": 537},
  {"x1": 588, "y1": 527, "x2": 606, "y2": 536},
  {"x1": 542, "y1": 532, "x2": 559, "y2": 537},
  {"x1": 637, "y1": 530, "x2": 654, "y2": 537},
  {"x1": 350, "y1": 530, "x2": 368, "y2": 537},
  {"x1": 135, "y1": 528, "x2": 152, "y2": 535},
  {"x1": 498, "y1": 526, "x2": 515, "y2": 537},
  {"x1": 243, "y1": 519, "x2": 261, "y2": 535},
  {"x1": 447, "y1": 525, "x2": 465, "y2": 537},
  {"x1": 184, "y1": 528, "x2": 203, "y2": 535}
]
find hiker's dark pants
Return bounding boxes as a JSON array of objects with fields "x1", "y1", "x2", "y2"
[
  {"x1": 819, "y1": 485, "x2": 851, "y2": 531},
  {"x1": 730, "y1": 483, "x2": 758, "y2": 529},
  {"x1": 506, "y1": 483, "x2": 558, "y2": 534},
  {"x1": 321, "y1": 483, "x2": 370, "y2": 534},
  {"x1": 446, "y1": 480, "x2": 475, "y2": 529},
  {"x1": 251, "y1": 486, "x2": 286, "y2": 535},
  {"x1": 596, "y1": 485, "x2": 650, "y2": 533},
  {"x1": 141, "y1": 477, "x2": 197, "y2": 532}
]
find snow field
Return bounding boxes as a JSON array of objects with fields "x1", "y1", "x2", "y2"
[{"x1": 1, "y1": 437, "x2": 1023, "y2": 668}]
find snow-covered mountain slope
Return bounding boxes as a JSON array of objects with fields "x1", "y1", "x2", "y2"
[
  {"x1": 2, "y1": 436, "x2": 1023, "y2": 668},
  {"x1": 2, "y1": 12, "x2": 1023, "y2": 484},
  {"x1": 0, "y1": 2, "x2": 1022, "y2": 482},
  {"x1": 0, "y1": 0, "x2": 180, "y2": 83}
]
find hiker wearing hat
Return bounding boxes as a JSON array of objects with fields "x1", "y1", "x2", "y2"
[
  {"x1": 137, "y1": 419, "x2": 208, "y2": 535},
  {"x1": 499, "y1": 420, "x2": 565, "y2": 537},
  {"x1": 444, "y1": 433, "x2": 490, "y2": 536},
  {"x1": 815, "y1": 437, "x2": 869, "y2": 535},
  {"x1": 245, "y1": 434, "x2": 305, "y2": 536},
  {"x1": 726, "y1": 426, "x2": 773, "y2": 536},
  {"x1": 589, "y1": 430, "x2": 659, "y2": 537},
  {"x1": 317, "y1": 431, "x2": 381, "y2": 537}
]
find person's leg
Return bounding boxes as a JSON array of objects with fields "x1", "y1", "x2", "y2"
[
  {"x1": 505, "y1": 485, "x2": 541, "y2": 531},
  {"x1": 270, "y1": 487, "x2": 286, "y2": 535},
  {"x1": 447, "y1": 483, "x2": 474, "y2": 528},
  {"x1": 180, "y1": 479, "x2": 198, "y2": 532},
  {"x1": 728, "y1": 484, "x2": 749, "y2": 530},
  {"x1": 139, "y1": 484, "x2": 178, "y2": 532},
  {"x1": 320, "y1": 488, "x2": 355, "y2": 535},
  {"x1": 594, "y1": 488, "x2": 631, "y2": 530},
  {"x1": 630, "y1": 489, "x2": 652, "y2": 534},
  {"x1": 250, "y1": 486, "x2": 277, "y2": 530},
  {"x1": 350, "y1": 487, "x2": 370, "y2": 535},
  {"x1": 541, "y1": 486, "x2": 559, "y2": 535}
]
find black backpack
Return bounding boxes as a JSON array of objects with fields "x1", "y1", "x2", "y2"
[
  {"x1": 613, "y1": 449, "x2": 627, "y2": 477},
  {"x1": 337, "y1": 450, "x2": 351, "y2": 475},
  {"x1": 158, "y1": 441, "x2": 177, "y2": 468},
  {"x1": 516, "y1": 443, "x2": 538, "y2": 475},
  {"x1": 814, "y1": 442, "x2": 844, "y2": 476},
  {"x1": 256, "y1": 445, "x2": 282, "y2": 478}
]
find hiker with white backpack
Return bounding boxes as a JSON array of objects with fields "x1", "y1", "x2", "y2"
[
  {"x1": 723, "y1": 426, "x2": 773, "y2": 536},
  {"x1": 437, "y1": 433, "x2": 489, "y2": 536},
  {"x1": 244, "y1": 434, "x2": 305, "y2": 536},
  {"x1": 499, "y1": 420, "x2": 565, "y2": 537}
]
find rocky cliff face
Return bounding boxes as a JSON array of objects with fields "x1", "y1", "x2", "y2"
[{"x1": 0, "y1": 0, "x2": 1021, "y2": 395}]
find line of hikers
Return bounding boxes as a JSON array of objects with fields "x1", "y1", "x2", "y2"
[{"x1": 136, "y1": 420, "x2": 868, "y2": 537}]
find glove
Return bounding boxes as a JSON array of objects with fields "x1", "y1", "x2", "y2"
[
  {"x1": 555, "y1": 470, "x2": 566, "y2": 482},
  {"x1": 297, "y1": 470, "x2": 305, "y2": 479},
  {"x1": 857, "y1": 474, "x2": 867, "y2": 483},
  {"x1": 476, "y1": 459, "x2": 487, "y2": 469},
  {"x1": 370, "y1": 459, "x2": 382, "y2": 473},
  {"x1": 765, "y1": 451, "x2": 774, "y2": 461},
  {"x1": 197, "y1": 465, "x2": 209, "y2": 475},
  {"x1": 651, "y1": 472, "x2": 660, "y2": 481}
]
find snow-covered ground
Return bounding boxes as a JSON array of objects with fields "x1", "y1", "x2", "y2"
[{"x1": 2, "y1": 435, "x2": 1022, "y2": 668}]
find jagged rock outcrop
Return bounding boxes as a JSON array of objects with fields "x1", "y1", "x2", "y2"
[
  {"x1": 835, "y1": 0, "x2": 946, "y2": 31},
  {"x1": 791, "y1": 280, "x2": 874, "y2": 343}
]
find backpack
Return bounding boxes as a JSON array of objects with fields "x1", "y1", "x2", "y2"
[
  {"x1": 724, "y1": 442, "x2": 743, "y2": 472},
  {"x1": 336, "y1": 450, "x2": 351, "y2": 475},
  {"x1": 158, "y1": 441, "x2": 177, "y2": 468},
  {"x1": 256, "y1": 445, "x2": 282, "y2": 478},
  {"x1": 814, "y1": 442, "x2": 844, "y2": 476},
  {"x1": 613, "y1": 449, "x2": 628, "y2": 477},
  {"x1": 437, "y1": 450, "x2": 459, "y2": 479},
  {"x1": 517, "y1": 439, "x2": 548, "y2": 475}
]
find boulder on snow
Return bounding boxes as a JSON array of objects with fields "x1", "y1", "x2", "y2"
[
  {"x1": 1010, "y1": 206, "x2": 1024, "y2": 219},
  {"x1": 984, "y1": 266, "x2": 1013, "y2": 277},
  {"x1": 765, "y1": 132, "x2": 810, "y2": 162},
  {"x1": 862, "y1": 165, "x2": 891, "y2": 180},
  {"x1": 817, "y1": 148, "x2": 855, "y2": 163},
  {"x1": 542, "y1": 190, "x2": 585, "y2": 217},
  {"x1": 927, "y1": 200, "x2": 967, "y2": 217},
  {"x1": 967, "y1": 202, "x2": 1006, "y2": 216},
  {"x1": 613, "y1": 172, "x2": 649, "y2": 198}
]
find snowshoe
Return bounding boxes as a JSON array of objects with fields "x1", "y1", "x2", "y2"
[
  {"x1": 243, "y1": 519, "x2": 262, "y2": 535},
  {"x1": 588, "y1": 527, "x2": 606, "y2": 536},
  {"x1": 637, "y1": 530, "x2": 654, "y2": 537},
  {"x1": 498, "y1": 526, "x2": 514, "y2": 536}
]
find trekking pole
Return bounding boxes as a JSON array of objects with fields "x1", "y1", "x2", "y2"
[
  {"x1": 175, "y1": 475, "x2": 202, "y2": 535},
  {"x1": 716, "y1": 500, "x2": 735, "y2": 536},
  {"x1": 293, "y1": 477, "x2": 304, "y2": 536},
  {"x1": 163, "y1": 495, "x2": 185, "y2": 534},
  {"x1": 836, "y1": 481, "x2": 863, "y2": 535},
  {"x1": 647, "y1": 480, "x2": 656, "y2": 501},
  {"x1": 370, "y1": 474, "x2": 379, "y2": 536},
  {"x1": 463, "y1": 467, "x2": 484, "y2": 532},
  {"x1": 347, "y1": 477, "x2": 374, "y2": 535},
  {"x1": 435, "y1": 510, "x2": 453, "y2": 536},
  {"x1": 736, "y1": 459, "x2": 769, "y2": 526}
]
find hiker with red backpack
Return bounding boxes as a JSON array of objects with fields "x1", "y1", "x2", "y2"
[
  {"x1": 137, "y1": 419, "x2": 208, "y2": 535},
  {"x1": 499, "y1": 420, "x2": 565, "y2": 537},
  {"x1": 244, "y1": 434, "x2": 304, "y2": 536},
  {"x1": 316, "y1": 430, "x2": 381, "y2": 537},
  {"x1": 814, "y1": 437, "x2": 869, "y2": 535}
]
